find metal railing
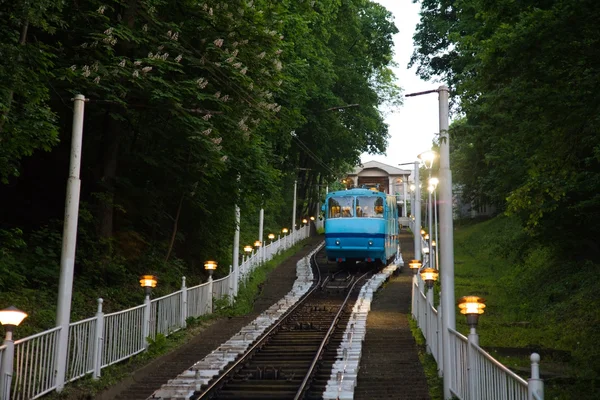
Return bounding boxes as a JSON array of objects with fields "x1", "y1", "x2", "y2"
[
  {"x1": 0, "y1": 225, "x2": 310, "y2": 399},
  {"x1": 412, "y1": 274, "x2": 544, "y2": 400},
  {"x1": 12, "y1": 327, "x2": 60, "y2": 400}
]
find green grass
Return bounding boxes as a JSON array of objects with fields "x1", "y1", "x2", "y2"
[
  {"x1": 448, "y1": 215, "x2": 600, "y2": 399},
  {"x1": 45, "y1": 240, "x2": 310, "y2": 399},
  {"x1": 409, "y1": 316, "x2": 444, "y2": 399}
]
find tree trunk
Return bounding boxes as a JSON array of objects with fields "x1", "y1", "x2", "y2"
[{"x1": 165, "y1": 193, "x2": 185, "y2": 262}]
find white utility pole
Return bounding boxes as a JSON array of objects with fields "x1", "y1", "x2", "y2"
[
  {"x1": 232, "y1": 205, "x2": 240, "y2": 297},
  {"x1": 413, "y1": 161, "x2": 421, "y2": 261},
  {"x1": 292, "y1": 179, "x2": 297, "y2": 230},
  {"x1": 438, "y1": 85, "x2": 456, "y2": 399},
  {"x1": 55, "y1": 94, "x2": 86, "y2": 391}
]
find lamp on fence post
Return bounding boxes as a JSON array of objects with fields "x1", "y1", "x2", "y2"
[
  {"x1": 204, "y1": 261, "x2": 217, "y2": 314},
  {"x1": 180, "y1": 276, "x2": 188, "y2": 329},
  {"x1": 420, "y1": 268, "x2": 439, "y2": 355},
  {"x1": 0, "y1": 306, "x2": 28, "y2": 399},
  {"x1": 254, "y1": 240, "x2": 262, "y2": 265},
  {"x1": 458, "y1": 296, "x2": 485, "y2": 346},
  {"x1": 140, "y1": 275, "x2": 157, "y2": 347},
  {"x1": 268, "y1": 233, "x2": 275, "y2": 243},
  {"x1": 409, "y1": 260, "x2": 422, "y2": 318},
  {"x1": 282, "y1": 228, "x2": 289, "y2": 249},
  {"x1": 458, "y1": 295, "x2": 485, "y2": 400}
]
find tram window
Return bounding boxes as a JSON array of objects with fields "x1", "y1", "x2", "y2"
[
  {"x1": 328, "y1": 196, "x2": 354, "y2": 218},
  {"x1": 356, "y1": 196, "x2": 384, "y2": 218}
]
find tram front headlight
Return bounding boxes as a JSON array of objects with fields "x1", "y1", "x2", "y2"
[
  {"x1": 368, "y1": 240, "x2": 373, "y2": 246},
  {"x1": 335, "y1": 239, "x2": 341, "y2": 245}
]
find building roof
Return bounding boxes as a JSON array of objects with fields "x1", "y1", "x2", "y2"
[{"x1": 350, "y1": 160, "x2": 412, "y2": 176}]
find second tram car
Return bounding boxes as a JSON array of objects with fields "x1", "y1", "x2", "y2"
[{"x1": 323, "y1": 188, "x2": 399, "y2": 265}]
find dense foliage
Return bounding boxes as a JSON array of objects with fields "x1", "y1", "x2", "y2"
[
  {"x1": 411, "y1": 0, "x2": 600, "y2": 259},
  {"x1": 0, "y1": 0, "x2": 399, "y2": 329}
]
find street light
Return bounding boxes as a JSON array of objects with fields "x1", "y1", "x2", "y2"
[
  {"x1": 458, "y1": 295, "x2": 486, "y2": 347},
  {"x1": 458, "y1": 296, "x2": 486, "y2": 328},
  {"x1": 420, "y1": 150, "x2": 438, "y2": 268},
  {"x1": 420, "y1": 268, "x2": 439, "y2": 290},
  {"x1": 244, "y1": 245, "x2": 253, "y2": 254},
  {"x1": 418, "y1": 150, "x2": 437, "y2": 169},
  {"x1": 204, "y1": 260, "x2": 218, "y2": 277},
  {"x1": 0, "y1": 306, "x2": 28, "y2": 398},
  {"x1": 406, "y1": 85, "x2": 454, "y2": 398},
  {"x1": 254, "y1": 240, "x2": 262, "y2": 248},
  {"x1": 409, "y1": 259, "x2": 422, "y2": 274},
  {"x1": 268, "y1": 233, "x2": 275, "y2": 242},
  {"x1": 139, "y1": 275, "x2": 157, "y2": 296},
  {"x1": 302, "y1": 218, "x2": 308, "y2": 224},
  {"x1": 0, "y1": 306, "x2": 28, "y2": 339},
  {"x1": 282, "y1": 228, "x2": 289, "y2": 234}
]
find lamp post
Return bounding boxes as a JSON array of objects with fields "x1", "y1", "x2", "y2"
[
  {"x1": 140, "y1": 275, "x2": 157, "y2": 346},
  {"x1": 406, "y1": 85, "x2": 454, "y2": 398},
  {"x1": 419, "y1": 150, "x2": 437, "y2": 267},
  {"x1": 0, "y1": 306, "x2": 28, "y2": 399},
  {"x1": 292, "y1": 179, "x2": 297, "y2": 231},
  {"x1": 254, "y1": 240, "x2": 262, "y2": 265},
  {"x1": 268, "y1": 233, "x2": 275, "y2": 243},
  {"x1": 409, "y1": 259, "x2": 422, "y2": 318},
  {"x1": 55, "y1": 94, "x2": 86, "y2": 391},
  {"x1": 420, "y1": 268, "x2": 439, "y2": 354},
  {"x1": 429, "y1": 177, "x2": 440, "y2": 270},
  {"x1": 401, "y1": 160, "x2": 422, "y2": 255},
  {"x1": 282, "y1": 227, "x2": 289, "y2": 248},
  {"x1": 458, "y1": 295, "x2": 485, "y2": 399},
  {"x1": 204, "y1": 261, "x2": 217, "y2": 313}
]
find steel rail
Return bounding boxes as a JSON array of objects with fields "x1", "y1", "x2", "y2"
[
  {"x1": 293, "y1": 268, "x2": 372, "y2": 400},
  {"x1": 193, "y1": 248, "x2": 324, "y2": 400}
]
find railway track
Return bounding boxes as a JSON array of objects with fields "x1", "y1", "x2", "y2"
[{"x1": 191, "y1": 250, "x2": 375, "y2": 400}]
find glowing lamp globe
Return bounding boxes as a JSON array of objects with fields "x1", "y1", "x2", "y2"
[
  {"x1": 204, "y1": 261, "x2": 217, "y2": 271},
  {"x1": 409, "y1": 259, "x2": 422, "y2": 274},
  {"x1": 420, "y1": 268, "x2": 439, "y2": 289},
  {"x1": 458, "y1": 296, "x2": 486, "y2": 328},
  {"x1": 139, "y1": 275, "x2": 157, "y2": 289},
  {"x1": 418, "y1": 150, "x2": 437, "y2": 169},
  {"x1": 0, "y1": 306, "x2": 28, "y2": 328}
]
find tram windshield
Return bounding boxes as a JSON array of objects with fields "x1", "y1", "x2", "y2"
[
  {"x1": 328, "y1": 196, "x2": 354, "y2": 218},
  {"x1": 356, "y1": 196, "x2": 384, "y2": 218}
]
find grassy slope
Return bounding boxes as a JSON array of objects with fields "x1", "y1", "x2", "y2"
[{"x1": 452, "y1": 216, "x2": 600, "y2": 399}]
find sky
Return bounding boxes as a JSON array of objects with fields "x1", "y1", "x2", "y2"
[{"x1": 360, "y1": 0, "x2": 440, "y2": 170}]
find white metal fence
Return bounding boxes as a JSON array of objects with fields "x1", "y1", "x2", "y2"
[
  {"x1": 0, "y1": 225, "x2": 310, "y2": 399},
  {"x1": 411, "y1": 273, "x2": 544, "y2": 400}
]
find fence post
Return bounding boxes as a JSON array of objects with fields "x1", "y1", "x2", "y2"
[
  {"x1": 229, "y1": 266, "x2": 234, "y2": 305},
  {"x1": 181, "y1": 277, "x2": 187, "y2": 329},
  {"x1": 207, "y1": 276, "x2": 214, "y2": 314},
  {"x1": 0, "y1": 332, "x2": 15, "y2": 399},
  {"x1": 426, "y1": 288, "x2": 434, "y2": 354},
  {"x1": 467, "y1": 328, "x2": 479, "y2": 400},
  {"x1": 528, "y1": 353, "x2": 544, "y2": 400},
  {"x1": 437, "y1": 301, "x2": 443, "y2": 377},
  {"x1": 92, "y1": 298, "x2": 104, "y2": 380},
  {"x1": 143, "y1": 293, "x2": 151, "y2": 348}
]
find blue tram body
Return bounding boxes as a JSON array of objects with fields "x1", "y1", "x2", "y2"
[{"x1": 323, "y1": 188, "x2": 399, "y2": 264}]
